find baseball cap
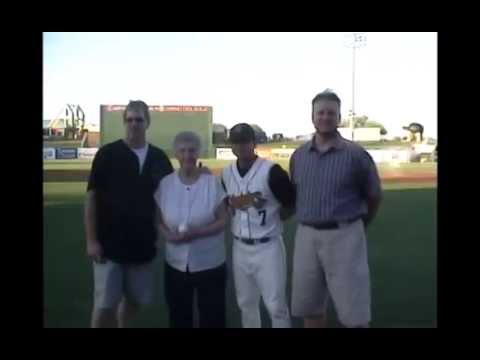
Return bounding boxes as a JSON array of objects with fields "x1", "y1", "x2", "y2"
[{"x1": 229, "y1": 123, "x2": 256, "y2": 143}]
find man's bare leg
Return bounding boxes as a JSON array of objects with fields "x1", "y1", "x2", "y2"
[
  {"x1": 91, "y1": 308, "x2": 117, "y2": 328},
  {"x1": 117, "y1": 298, "x2": 140, "y2": 328},
  {"x1": 304, "y1": 314, "x2": 327, "y2": 328}
]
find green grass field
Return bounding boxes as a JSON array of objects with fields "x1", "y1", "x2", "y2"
[{"x1": 43, "y1": 180, "x2": 436, "y2": 328}]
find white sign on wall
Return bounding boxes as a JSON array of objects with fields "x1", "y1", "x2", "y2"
[
  {"x1": 77, "y1": 148, "x2": 99, "y2": 160},
  {"x1": 271, "y1": 148, "x2": 295, "y2": 158},
  {"x1": 216, "y1": 148, "x2": 236, "y2": 160},
  {"x1": 366, "y1": 149, "x2": 385, "y2": 163},
  {"x1": 338, "y1": 128, "x2": 353, "y2": 140},
  {"x1": 354, "y1": 128, "x2": 381, "y2": 142},
  {"x1": 367, "y1": 149, "x2": 412, "y2": 163}
]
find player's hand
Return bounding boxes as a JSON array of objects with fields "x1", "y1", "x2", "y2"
[
  {"x1": 87, "y1": 240, "x2": 105, "y2": 263},
  {"x1": 229, "y1": 193, "x2": 256, "y2": 210},
  {"x1": 252, "y1": 192, "x2": 267, "y2": 209}
]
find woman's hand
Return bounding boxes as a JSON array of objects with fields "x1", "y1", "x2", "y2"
[
  {"x1": 181, "y1": 228, "x2": 200, "y2": 242},
  {"x1": 164, "y1": 229, "x2": 187, "y2": 243},
  {"x1": 164, "y1": 228, "x2": 199, "y2": 243}
]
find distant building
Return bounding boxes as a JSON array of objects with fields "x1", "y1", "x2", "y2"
[
  {"x1": 272, "y1": 133, "x2": 284, "y2": 141},
  {"x1": 43, "y1": 118, "x2": 66, "y2": 137},
  {"x1": 213, "y1": 123, "x2": 228, "y2": 144},
  {"x1": 338, "y1": 127, "x2": 381, "y2": 142},
  {"x1": 296, "y1": 133, "x2": 314, "y2": 141},
  {"x1": 250, "y1": 124, "x2": 268, "y2": 144}
]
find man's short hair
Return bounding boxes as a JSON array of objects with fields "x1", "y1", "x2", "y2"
[
  {"x1": 311, "y1": 89, "x2": 341, "y2": 108},
  {"x1": 123, "y1": 100, "x2": 151, "y2": 125}
]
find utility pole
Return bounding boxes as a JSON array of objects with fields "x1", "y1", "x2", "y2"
[{"x1": 345, "y1": 32, "x2": 367, "y2": 141}]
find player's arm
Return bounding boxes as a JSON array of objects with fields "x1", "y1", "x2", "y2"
[{"x1": 269, "y1": 164, "x2": 296, "y2": 221}]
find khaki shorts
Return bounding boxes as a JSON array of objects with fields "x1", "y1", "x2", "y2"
[
  {"x1": 291, "y1": 220, "x2": 371, "y2": 327},
  {"x1": 93, "y1": 260, "x2": 154, "y2": 310}
]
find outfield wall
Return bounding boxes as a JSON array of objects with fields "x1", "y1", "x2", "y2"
[
  {"x1": 216, "y1": 147, "x2": 414, "y2": 163},
  {"x1": 43, "y1": 147, "x2": 98, "y2": 160},
  {"x1": 44, "y1": 146, "x2": 413, "y2": 163}
]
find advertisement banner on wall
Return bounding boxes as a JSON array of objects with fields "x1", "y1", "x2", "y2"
[
  {"x1": 43, "y1": 148, "x2": 56, "y2": 160},
  {"x1": 77, "y1": 148, "x2": 98, "y2": 160},
  {"x1": 255, "y1": 148, "x2": 272, "y2": 159},
  {"x1": 216, "y1": 148, "x2": 236, "y2": 160},
  {"x1": 55, "y1": 148, "x2": 78, "y2": 160},
  {"x1": 271, "y1": 148, "x2": 295, "y2": 159},
  {"x1": 367, "y1": 149, "x2": 412, "y2": 163},
  {"x1": 366, "y1": 149, "x2": 385, "y2": 163}
]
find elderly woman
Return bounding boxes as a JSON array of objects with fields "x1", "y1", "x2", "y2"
[{"x1": 154, "y1": 131, "x2": 228, "y2": 328}]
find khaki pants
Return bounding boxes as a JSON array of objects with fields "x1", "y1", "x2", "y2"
[{"x1": 291, "y1": 220, "x2": 371, "y2": 327}]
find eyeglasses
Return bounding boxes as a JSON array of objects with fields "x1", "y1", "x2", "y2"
[{"x1": 126, "y1": 117, "x2": 144, "y2": 123}]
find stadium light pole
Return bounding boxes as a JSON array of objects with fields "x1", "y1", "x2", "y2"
[{"x1": 345, "y1": 32, "x2": 367, "y2": 141}]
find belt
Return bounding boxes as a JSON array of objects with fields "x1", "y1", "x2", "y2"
[
  {"x1": 303, "y1": 216, "x2": 363, "y2": 230},
  {"x1": 234, "y1": 236, "x2": 271, "y2": 245}
]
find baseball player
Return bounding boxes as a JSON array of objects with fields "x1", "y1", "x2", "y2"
[{"x1": 222, "y1": 123, "x2": 295, "y2": 328}]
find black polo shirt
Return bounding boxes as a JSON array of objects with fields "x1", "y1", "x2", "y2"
[{"x1": 87, "y1": 139, "x2": 173, "y2": 264}]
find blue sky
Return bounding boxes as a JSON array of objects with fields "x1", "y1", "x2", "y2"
[{"x1": 43, "y1": 32, "x2": 437, "y2": 138}]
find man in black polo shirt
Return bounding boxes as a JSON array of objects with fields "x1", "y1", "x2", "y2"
[{"x1": 84, "y1": 100, "x2": 173, "y2": 328}]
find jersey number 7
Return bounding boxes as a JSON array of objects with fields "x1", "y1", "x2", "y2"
[{"x1": 258, "y1": 210, "x2": 266, "y2": 226}]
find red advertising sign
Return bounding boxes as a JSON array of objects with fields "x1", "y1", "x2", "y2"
[
  {"x1": 155, "y1": 105, "x2": 210, "y2": 112},
  {"x1": 104, "y1": 105, "x2": 210, "y2": 112},
  {"x1": 106, "y1": 105, "x2": 127, "y2": 112}
]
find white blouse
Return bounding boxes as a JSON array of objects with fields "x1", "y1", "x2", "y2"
[{"x1": 154, "y1": 172, "x2": 227, "y2": 273}]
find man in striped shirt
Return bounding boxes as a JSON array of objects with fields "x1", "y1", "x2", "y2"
[{"x1": 289, "y1": 89, "x2": 382, "y2": 328}]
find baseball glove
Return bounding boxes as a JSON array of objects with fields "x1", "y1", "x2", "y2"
[
  {"x1": 229, "y1": 193, "x2": 256, "y2": 210},
  {"x1": 229, "y1": 192, "x2": 266, "y2": 210}
]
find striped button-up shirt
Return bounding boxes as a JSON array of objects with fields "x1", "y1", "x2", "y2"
[{"x1": 290, "y1": 133, "x2": 382, "y2": 224}]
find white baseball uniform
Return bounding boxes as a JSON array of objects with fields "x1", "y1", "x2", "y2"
[{"x1": 222, "y1": 157, "x2": 291, "y2": 328}]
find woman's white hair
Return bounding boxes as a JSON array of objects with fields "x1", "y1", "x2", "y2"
[{"x1": 173, "y1": 131, "x2": 202, "y2": 152}]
